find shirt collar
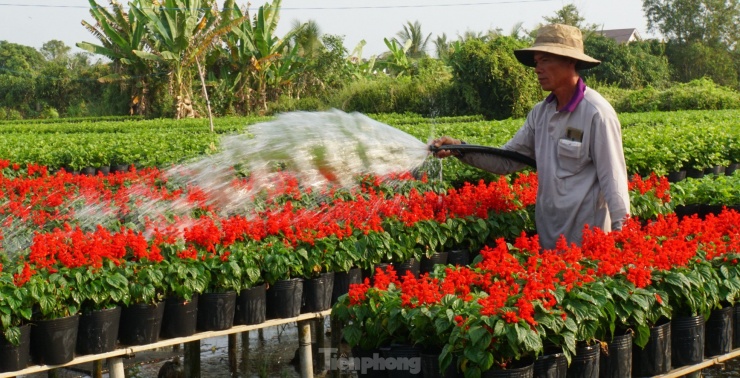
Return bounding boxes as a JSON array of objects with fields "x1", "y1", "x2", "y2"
[{"x1": 545, "y1": 77, "x2": 586, "y2": 113}]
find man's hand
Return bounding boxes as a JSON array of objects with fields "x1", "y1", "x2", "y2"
[{"x1": 430, "y1": 136, "x2": 464, "y2": 158}]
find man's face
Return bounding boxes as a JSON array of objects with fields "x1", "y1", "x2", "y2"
[{"x1": 533, "y1": 52, "x2": 576, "y2": 91}]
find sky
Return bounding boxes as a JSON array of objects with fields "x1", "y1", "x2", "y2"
[{"x1": 0, "y1": 0, "x2": 654, "y2": 58}]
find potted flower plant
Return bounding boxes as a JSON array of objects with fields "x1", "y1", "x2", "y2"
[
  {"x1": 197, "y1": 247, "x2": 243, "y2": 331},
  {"x1": 158, "y1": 242, "x2": 208, "y2": 338},
  {"x1": 354, "y1": 229, "x2": 392, "y2": 273},
  {"x1": 332, "y1": 276, "x2": 394, "y2": 353},
  {"x1": 647, "y1": 261, "x2": 716, "y2": 373},
  {"x1": 301, "y1": 239, "x2": 336, "y2": 313},
  {"x1": 73, "y1": 260, "x2": 129, "y2": 354},
  {"x1": 118, "y1": 258, "x2": 167, "y2": 345},
  {"x1": 260, "y1": 238, "x2": 306, "y2": 319},
  {"x1": 0, "y1": 264, "x2": 33, "y2": 372},
  {"x1": 442, "y1": 291, "x2": 543, "y2": 376},
  {"x1": 231, "y1": 241, "x2": 267, "y2": 325},
  {"x1": 319, "y1": 235, "x2": 363, "y2": 306},
  {"x1": 26, "y1": 266, "x2": 83, "y2": 365}
]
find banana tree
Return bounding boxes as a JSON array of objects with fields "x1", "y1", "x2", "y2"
[
  {"x1": 378, "y1": 38, "x2": 412, "y2": 77},
  {"x1": 346, "y1": 40, "x2": 378, "y2": 79},
  {"x1": 130, "y1": 0, "x2": 246, "y2": 119},
  {"x1": 77, "y1": 0, "x2": 151, "y2": 115},
  {"x1": 221, "y1": 0, "x2": 304, "y2": 113}
]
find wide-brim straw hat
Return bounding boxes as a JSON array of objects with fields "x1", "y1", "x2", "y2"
[{"x1": 514, "y1": 24, "x2": 600, "y2": 70}]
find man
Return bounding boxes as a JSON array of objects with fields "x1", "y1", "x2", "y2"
[{"x1": 432, "y1": 24, "x2": 630, "y2": 249}]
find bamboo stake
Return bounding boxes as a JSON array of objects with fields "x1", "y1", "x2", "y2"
[
  {"x1": 330, "y1": 315, "x2": 343, "y2": 378},
  {"x1": 184, "y1": 341, "x2": 200, "y2": 378},
  {"x1": 298, "y1": 320, "x2": 314, "y2": 378},
  {"x1": 228, "y1": 334, "x2": 237, "y2": 375},
  {"x1": 195, "y1": 56, "x2": 215, "y2": 133}
]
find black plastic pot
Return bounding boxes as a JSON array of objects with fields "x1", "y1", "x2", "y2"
[
  {"x1": 686, "y1": 167, "x2": 705, "y2": 179},
  {"x1": 674, "y1": 204, "x2": 701, "y2": 219},
  {"x1": 76, "y1": 306, "x2": 121, "y2": 355},
  {"x1": 671, "y1": 314, "x2": 704, "y2": 371},
  {"x1": 110, "y1": 164, "x2": 130, "y2": 173},
  {"x1": 80, "y1": 166, "x2": 96, "y2": 176},
  {"x1": 567, "y1": 342, "x2": 600, "y2": 378},
  {"x1": 705, "y1": 306, "x2": 733, "y2": 357},
  {"x1": 161, "y1": 295, "x2": 198, "y2": 338},
  {"x1": 266, "y1": 278, "x2": 303, "y2": 319},
  {"x1": 352, "y1": 346, "x2": 390, "y2": 378},
  {"x1": 726, "y1": 162, "x2": 740, "y2": 176},
  {"x1": 699, "y1": 204, "x2": 725, "y2": 219},
  {"x1": 446, "y1": 249, "x2": 471, "y2": 267},
  {"x1": 483, "y1": 359, "x2": 534, "y2": 378},
  {"x1": 197, "y1": 291, "x2": 236, "y2": 331},
  {"x1": 96, "y1": 165, "x2": 111, "y2": 176},
  {"x1": 421, "y1": 252, "x2": 448, "y2": 274},
  {"x1": 534, "y1": 348, "x2": 567, "y2": 378},
  {"x1": 31, "y1": 314, "x2": 80, "y2": 365},
  {"x1": 705, "y1": 165, "x2": 726, "y2": 176},
  {"x1": 394, "y1": 258, "x2": 420, "y2": 279},
  {"x1": 364, "y1": 263, "x2": 392, "y2": 284},
  {"x1": 0, "y1": 324, "x2": 31, "y2": 372},
  {"x1": 119, "y1": 301, "x2": 165, "y2": 346},
  {"x1": 632, "y1": 319, "x2": 671, "y2": 376},
  {"x1": 331, "y1": 268, "x2": 362, "y2": 305},
  {"x1": 380, "y1": 344, "x2": 422, "y2": 378},
  {"x1": 235, "y1": 284, "x2": 266, "y2": 326},
  {"x1": 667, "y1": 170, "x2": 687, "y2": 183},
  {"x1": 421, "y1": 351, "x2": 460, "y2": 378},
  {"x1": 302, "y1": 272, "x2": 334, "y2": 313},
  {"x1": 599, "y1": 332, "x2": 632, "y2": 378}
]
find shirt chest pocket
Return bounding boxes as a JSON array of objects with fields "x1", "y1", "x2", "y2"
[{"x1": 557, "y1": 139, "x2": 589, "y2": 175}]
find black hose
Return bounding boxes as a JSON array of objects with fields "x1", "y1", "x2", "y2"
[{"x1": 430, "y1": 144, "x2": 537, "y2": 169}]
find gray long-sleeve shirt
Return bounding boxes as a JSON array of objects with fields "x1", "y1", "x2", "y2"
[{"x1": 459, "y1": 85, "x2": 630, "y2": 249}]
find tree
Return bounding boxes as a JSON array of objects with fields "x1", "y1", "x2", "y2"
[
  {"x1": 543, "y1": 4, "x2": 586, "y2": 27},
  {"x1": 434, "y1": 34, "x2": 449, "y2": 60},
  {"x1": 434, "y1": 28, "x2": 503, "y2": 61},
  {"x1": 665, "y1": 41, "x2": 738, "y2": 87},
  {"x1": 447, "y1": 37, "x2": 541, "y2": 119},
  {"x1": 378, "y1": 38, "x2": 413, "y2": 77},
  {"x1": 291, "y1": 19, "x2": 322, "y2": 59},
  {"x1": 643, "y1": 0, "x2": 740, "y2": 47},
  {"x1": 543, "y1": 4, "x2": 600, "y2": 31},
  {"x1": 394, "y1": 20, "x2": 432, "y2": 59},
  {"x1": 0, "y1": 41, "x2": 47, "y2": 116},
  {"x1": 582, "y1": 36, "x2": 671, "y2": 89},
  {"x1": 291, "y1": 34, "x2": 353, "y2": 100},
  {"x1": 219, "y1": 0, "x2": 304, "y2": 113},
  {"x1": 130, "y1": 0, "x2": 248, "y2": 118},
  {"x1": 40, "y1": 40, "x2": 71, "y2": 62},
  {"x1": 78, "y1": 0, "x2": 154, "y2": 116},
  {"x1": 0, "y1": 40, "x2": 46, "y2": 73},
  {"x1": 36, "y1": 60, "x2": 77, "y2": 114}
]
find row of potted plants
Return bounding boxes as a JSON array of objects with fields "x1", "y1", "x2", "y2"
[
  {"x1": 0, "y1": 163, "x2": 694, "y2": 331},
  {"x1": 333, "y1": 208, "x2": 740, "y2": 377},
  {"x1": 0, "y1": 163, "x2": 539, "y2": 350}
]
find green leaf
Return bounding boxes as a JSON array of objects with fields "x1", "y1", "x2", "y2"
[
  {"x1": 630, "y1": 293, "x2": 651, "y2": 310},
  {"x1": 634, "y1": 323, "x2": 651, "y2": 348}
]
